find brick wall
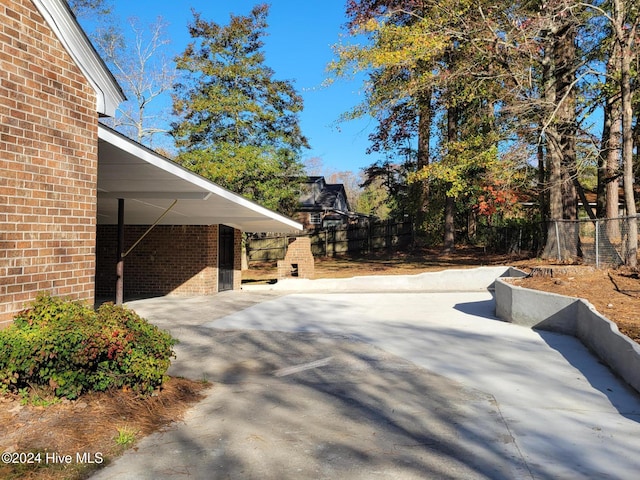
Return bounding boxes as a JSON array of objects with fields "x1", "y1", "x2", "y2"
[
  {"x1": 0, "y1": 1, "x2": 98, "y2": 325},
  {"x1": 96, "y1": 224, "x2": 242, "y2": 299},
  {"x1": 277, "y1": 237, "x2": 315, "y2": 279}
]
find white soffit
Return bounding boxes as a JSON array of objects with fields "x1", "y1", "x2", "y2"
[{"x1": 97, "y1": 125, "x2": 303, "y2": 233}]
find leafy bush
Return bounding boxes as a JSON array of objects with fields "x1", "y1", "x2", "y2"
[{"x1": 0, "y1": 293, "x2": 176, "y2": 399}]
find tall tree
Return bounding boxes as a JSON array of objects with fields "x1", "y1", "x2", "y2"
[
  {"x1": 94, "y1": 17, "x2": 176, "y2": 148},
  {"x1": 334, "y1": 1, "x2": 446, "y2": 234},
  {"x1": 611, "y1": 0, "x2": 638, "y2": 266},
  {"x1": 581, "y1": 0, "x2": 638, "y2": 265},
  {"x1": 171, "y1": 4, "x2": 309, "y2": 214},
  {"x1": 335, "y1": 0, "x2": 637, "y2": 262},
  {"x1": 67, "y1": 0, "x2": 112, "y2": 19},
  {"x1": 596, "y1": 39, "x2": 622, "y2": 232},
  {"x1": 339, "y1": 0, "x2": 510, "y2": 249},
  {"x1": 172, "y1": 5, "x2": 308, "y2": 213},
  {"x1": 462, "y1": 0, "x2": 597, "y2": 258},
  {"x1": 538, "y1": 2, "x2": 583, "y2": 258}
]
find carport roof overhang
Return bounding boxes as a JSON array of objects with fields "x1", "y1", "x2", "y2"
[{"x1": 97, "y1": 126, "x2": 302, "y2": 233}]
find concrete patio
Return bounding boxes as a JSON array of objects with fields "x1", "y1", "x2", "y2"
[{"x1": 91, "y1": 268, "x2": 640, "y2": 479}]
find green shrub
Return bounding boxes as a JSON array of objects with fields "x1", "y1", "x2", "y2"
[{"x1": 0, "y1": 293, "x2": 176, "y2": 399}]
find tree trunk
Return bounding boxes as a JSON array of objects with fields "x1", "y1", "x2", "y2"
[
  {"x1": 557, "y1": 22, "x2": 579, "y2": 257},
  {"x1": 597, "y1": 88, "x2": 611, "y2": 218},
  {"x1": 599, "y1": 93, "x2": 622, "y2": 221},
  {"x1": 621, "y1": 52, "x2": 637, "y2": 266},
  {"x1": 443, "y1": 104, "x2": 458, "y2": 252},
  {"x1": 538, "y1": 132, "x2": 547, "y2": 219},
  {"x1": 541, "y1": 33, "x2": 563, "y2": 259},
  {"x1": 614, "y1": 0, "x2": 638, "y2": 267},
  {"x1": 541, "y1": 20, "x2": 580, "y2": 260},
  {"x1": 443, "y1": 194, "x2": 455, "y2": 252},
  {"x1": 605, "y1": 85, "x2": 622, "y2": 240},
  {"x1": 413, "y1": 89, "x2": 432, "y2": 236},
  {"x1": 597, "y1": 41, "x2": 622, "y2": 242}
]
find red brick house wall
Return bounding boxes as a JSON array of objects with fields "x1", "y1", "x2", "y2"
[
  {"x1": 96, "y1": 225, "x2": 242, "y2": 299},
  {"x1": 0, "y1": 0, "x2": 98, "y2": 325}
]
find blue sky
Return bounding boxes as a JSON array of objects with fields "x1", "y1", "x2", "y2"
[{"x1": 97, "y1": 0, "x2": 383, "y2": 176}]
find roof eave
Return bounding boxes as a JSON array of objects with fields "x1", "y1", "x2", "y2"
[
  {"x1": 32, "y1": 0, "x2": 126, "y2": 116},
  {"x1": 97, "y1": 125, "x2": 303, "y2": 233}
]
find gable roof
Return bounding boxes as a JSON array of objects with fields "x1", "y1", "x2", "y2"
[
  {"x1": 312, "y1": 184, "x2": 347, "y2": 210},
  {"x1": 299, "y1": 176, "x2": 350, "y2": 212},
  {"x1": 97, "y1": 125, "x2": 302, "y2": 233},
  {"x1": 32, "y1": 0, "x2": 125, "y2": 116}
]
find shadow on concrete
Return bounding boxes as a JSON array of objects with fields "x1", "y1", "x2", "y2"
[
  {"x1": 453, "y1": 296, "x2": 500, "y2": 321},
  {"x1": 537, "y1": 329, "x2": 640, "y2": 423},
  {"x1": 95, "y1": 293, "x2": 168, "y2": 309},
  {"x1": 101, "y1": 291, "x2": 640, "y2": 480},
  {"x1": 94, "y1": 328, "x2": 528, "y2": 479}
]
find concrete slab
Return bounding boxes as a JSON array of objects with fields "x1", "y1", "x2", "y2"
[
  {"x1": 90, "y1": 281, "x2": 640, "y2": 480},
  {"x1": 245, "y1": 266, "x2": 521, "y2": 293},
  {"x1": 91, "y1": 329, "x2": 526, "y2": 479},
  {"x1": 496, "y1": 277, "x2": 640, "y2": 395}
]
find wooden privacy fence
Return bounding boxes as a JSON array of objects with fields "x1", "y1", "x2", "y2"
[{"x1": 247, "y1": 221, "x2": 414, "y2": 262}]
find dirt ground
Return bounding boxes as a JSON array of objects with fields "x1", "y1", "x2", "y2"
[
  {"x1": 0, "y1": 378, "x2": 207, "y2": 480},
  {"x1": 2, "y1": 247, "x2": 638, "y2": 480},
  {"x1": 243, "y1": 247, "x2": 522, "y2": 281}
]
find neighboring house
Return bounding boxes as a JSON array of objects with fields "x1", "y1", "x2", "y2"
[
  {"x1": 0, "y1": 0, "x2": 301, "y2": 326},
  {"x1": 296, "y1": 176, "x2": 353, "y2": 230},
  {"x1": 581, "y1": 189, "x2": 633, "y2": 217}
]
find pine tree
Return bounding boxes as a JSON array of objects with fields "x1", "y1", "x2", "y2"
[{"x1": 171, "y1": 4, "x2": 309, "y2": 214}]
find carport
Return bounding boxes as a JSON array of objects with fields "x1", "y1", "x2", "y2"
[{"x1": 96, "y1": 125, "x2": 301, "y2": 303}]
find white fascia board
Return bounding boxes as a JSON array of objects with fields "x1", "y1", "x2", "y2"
[
  {"x1": 32, "y1": 0, "x2": 125, "y2": 116},
  {"x1": 97, "y1": 125, "x2": 303, "y2": 232}
]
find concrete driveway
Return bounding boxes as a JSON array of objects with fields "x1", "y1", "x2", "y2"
[{"x1": 91, "y1": 280, "x2": 640, "y2": 479}]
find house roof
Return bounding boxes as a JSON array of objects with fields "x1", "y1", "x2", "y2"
[
  {"x1": 97, "y1": 125, "x2": 302, "y2": 233},
  {"x1": 33, "y1": 0, "x2": 125, "y2": 116},
  {"x1": 311, "y1": 184, "x2": 347, "y2": 210},
  {"x1": 299, "y1": 177, "x2": 349, "y2": 212}
]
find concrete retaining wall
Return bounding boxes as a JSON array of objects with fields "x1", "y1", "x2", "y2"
[{"x1": 495, "y1": 277, "x2": 640, "y2": 394}]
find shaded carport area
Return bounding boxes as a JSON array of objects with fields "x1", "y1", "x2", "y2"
[
  {"x1": 95, "y1": 125, "x2": 301, "y2": 302},
  {"x1": 90, "y1": 275, "x2": 640, "y2": 480}
]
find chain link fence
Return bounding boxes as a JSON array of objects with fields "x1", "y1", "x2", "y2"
[
  {"x1": 474, "y1": 221, "x2": 543, "y2": 255},
  {"x1": 543, "y1": 216, "x2": 639, "y2": 267}
]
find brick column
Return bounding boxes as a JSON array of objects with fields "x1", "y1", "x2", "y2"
[{"x1": 277, "y1": 237, "x2": 315, "y2": 280}]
